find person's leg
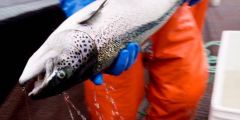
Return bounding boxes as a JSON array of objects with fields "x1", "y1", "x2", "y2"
[
  {"x1": 144, "y1": 6, "x2": 208, "y2": 120},
  {"x1": 190, "y1": 0, "x2": 209, "y2": 31},
  {"x1": 84, "y1": 54, "x2": 145, "y2": 120}
]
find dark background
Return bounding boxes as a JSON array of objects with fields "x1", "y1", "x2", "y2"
[{"x1": 0, "y1": 4, "x2": 89, "y2": 120}]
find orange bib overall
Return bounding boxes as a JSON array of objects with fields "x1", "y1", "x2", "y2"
[{"x1": 84, "y1": 2, "x2": 209, "y2": 120}]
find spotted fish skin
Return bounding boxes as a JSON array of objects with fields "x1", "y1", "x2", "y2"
[{"x1": 19, "y1": 0, "x2": 183, "y2": 100}]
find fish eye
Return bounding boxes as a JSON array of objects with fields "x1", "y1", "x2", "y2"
[{"x1": 57, "y1": 70, "x2": 66, "y2": 79}]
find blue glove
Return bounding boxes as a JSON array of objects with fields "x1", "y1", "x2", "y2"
[
  {"x1": 90, "y1": 43, "x2": 140, "y2": 85},
  {"x1": 59, "y1": 0, "x2": 95, "y2": 17},
  {"x1": 184, "y1": 0, "x2": 201, "y2": 6}
]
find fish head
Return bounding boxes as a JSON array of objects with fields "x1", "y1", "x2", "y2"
[{"x1": 19, "y1": 30, "x2": 98, "y2": 100}]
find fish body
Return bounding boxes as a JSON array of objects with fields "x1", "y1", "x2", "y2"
[{"x1": 19, "y1": 0, "x2": 183, "y2": 99}]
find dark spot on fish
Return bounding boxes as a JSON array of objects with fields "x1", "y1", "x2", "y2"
[
  {"x1": 80, "y1": 50, "x2": 82, "y2": 53},
  {"x1": 74, "y1": 56, "x2": 76, "y2": 58},
  {"x1": 78, "y1": 59, "x2": 81, "y2": 63},
  {"x1": 80, "y1": 45, "x2": 82, "y2": 48},
  {"x1": 87, "y1": 54, "x2": 89, "y2": 57},
  {"x1": 72, "y1": 61, "x2": 74, "y2": 63},
  {"x1": 84, "y1": 44, "x2": 87, "y2": 46},
  {"x1": 68, "y1": 63, "x2": 71, "y2": 65},
  {"x1": 84, "y1": 49, "x2": 87, "y2": 52},
  {"x1": 82, "y1": 40, "x2": 85, "y2": 43},
  {"x1": 84, "y1": 57, "x2": 87, "y2": 60},
  {"x1": 90, "y1": 45, "x2": 92, "y2": 48}
]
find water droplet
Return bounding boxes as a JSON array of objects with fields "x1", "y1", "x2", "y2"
[
  {"x1": 81, "y1": 115, "x2": 86, "y2": 120},
  {"x1": 96, "y1": 111, "x2": 102, "y2": 120},
  {"x1": 94, "y1": 86, "x2": 97, "y2": 101},
  {"x1": 109, "y1": 86, "x2": 115, "y2": 91},
  {"x1": 94, "y1": 93, "x2": 97, "y2": 101},
  {"x1": 115, "y1": 112, "x2": 119, "y2": 115},
  {"x1": 94, "y1": 103, "x2": 100, "y2": 108},
  {"x1": 102, "y1": 115, "x2": 106, "y2": 120},
  {"x1": 62, "y1": 92, "x2": 69, "y2": 98},
  {"x1": 120, "y1": 116, "x2": 124, "y2": 120},
  {"x1": 111, "y1": 110, "x2": 115, "y2": 116},
  {"x1": 22, "y1": 87, "x2": 25, "y2": 91}
]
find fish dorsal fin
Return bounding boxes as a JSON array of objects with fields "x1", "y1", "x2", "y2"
[
  {"x1": 78, "y1": 0, "x2": 107, "y2": 24},
  {"x1": 51, "y1": 0, "x2": 107, "y2": 35}
]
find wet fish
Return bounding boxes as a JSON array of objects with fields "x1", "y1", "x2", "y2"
[{"x1": 19, "y1": 0, "x2": 183, "y2": 100}]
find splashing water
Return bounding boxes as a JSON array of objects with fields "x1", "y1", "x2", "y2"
[
  {"x1": 62, "y1": 92, "x2": 86, "y2": 120},
  {"x1": 93, "y1": 86, "x2": 103, "y2": 120},
  {"x1": 22, "y1": 87, "x2": 25, "y2": 91},
  {"x1": 109, "y1": 86, "x2": 115, "y2": 91},
  {"x1": 63, "y1": 97, "x2": 75, "y2": 120},
  {"x1": 22, "y1": 87, "x2": 32, "y2": 120},
  {"x1": 102, "y1": 82, "x2": 124, "y2": 120},
  {"x1": 94, "y1": 103, "x2": 100, "y2": 109}
]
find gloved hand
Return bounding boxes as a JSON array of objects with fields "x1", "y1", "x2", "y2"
[
  {"x1": 59, "y1": 0, "x2": 95, "y2": 17},
  {"x1": 184, "y1": 0, "x2": 201, "y2": 6},
  {"x1": 90, "y1": 43, "x2": 140, "y2": 85}
]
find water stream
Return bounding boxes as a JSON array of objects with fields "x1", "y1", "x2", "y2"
[
  {"x1": 22, "y1": 87, "x2": 32, "y2": 120},
  {"x1": 93, "y1": 86, "x2": 103, "y2": 120},
  {"x1": 102, "y1": 82, "x2": 124, "y2": 120},
  {"x1": 62, "y1": 92, "x2": 86, "y2": 120}
]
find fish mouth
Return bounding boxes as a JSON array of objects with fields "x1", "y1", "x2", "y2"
[
  {"x1": 27, "y1": 70, "x2": 46, "y2": 99},
  {"x1": 21, "y1": 68, "x2": 80, "y2": 100},
  {"x1": 22, "y1": 69, "x2": 52, "y2": 100},
  {"x1": 19, "y1": 67, "x2": 58, "y2": 100}
]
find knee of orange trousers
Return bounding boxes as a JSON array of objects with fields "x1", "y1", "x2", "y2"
[
  {"x1": 84, "y1": 54, "x2": 145, "y2": 120},
  {"x1": 143, "y1": 6, "x2": 208, "y2": 120}
]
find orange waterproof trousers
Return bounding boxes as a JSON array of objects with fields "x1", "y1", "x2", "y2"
[
  {"x1": 84, "y1": 5, "x2": 208, "y2": 120},
  {"x1": 190, "y1": 0, "x2": 209, "y2": 30}
]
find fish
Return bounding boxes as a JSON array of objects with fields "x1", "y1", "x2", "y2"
[{"x1": 19, "y1": 0, "x2": 183, "y2": 100}]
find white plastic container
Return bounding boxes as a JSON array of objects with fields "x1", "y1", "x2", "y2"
[
  {"x1": 209, "y1": 31, "x2": 240, "y2": 120},
  {"x1": 210, "y1": 0, "x2": 221, "y2": 7}
]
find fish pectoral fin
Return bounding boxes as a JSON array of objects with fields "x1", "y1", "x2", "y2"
[
  {"x1": 78, "y1": 0, "x2": 107, "y2": 24},
  {"x1": 140, "y1": 39, "x2": 153, "y2": 53}
]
